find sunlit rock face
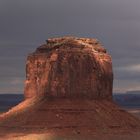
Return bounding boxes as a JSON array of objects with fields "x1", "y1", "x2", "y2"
[{"x1": 24, "y1": 37, "x2": 113, "y2": 99}]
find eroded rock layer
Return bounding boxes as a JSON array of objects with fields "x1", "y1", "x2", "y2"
[{"x1": 25, "y1": 37, "x2": 113, "y2": 99}]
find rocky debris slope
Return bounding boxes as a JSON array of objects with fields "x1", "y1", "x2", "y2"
[
  {"x1": 0, "y1": 99, "x2": 140, "y2": 136},
  {"x1": 0, "y1": 37, "x2": 139, "y2": 137}
]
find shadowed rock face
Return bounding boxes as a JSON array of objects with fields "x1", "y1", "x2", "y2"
[{"x1": 24, "y1": 37, "x2": 113, "y2": 99}]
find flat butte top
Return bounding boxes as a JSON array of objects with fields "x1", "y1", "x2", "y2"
[{"x1": 35, "y1": 36, "x2": 107, "y2": 54}]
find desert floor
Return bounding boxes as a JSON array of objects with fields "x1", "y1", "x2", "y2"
[{"x1": 1, "y1": 131, "x2": 140, "y2": 140}]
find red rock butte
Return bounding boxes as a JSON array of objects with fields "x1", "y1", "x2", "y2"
[
  {"x1": 0, "y1": 37, "x2": 140, "y2": 138},
  {"x1": 25, "y1": 37, "x2": 113, "y2": 99}
]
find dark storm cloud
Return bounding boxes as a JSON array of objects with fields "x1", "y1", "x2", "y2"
[{"x1": 0, "y1": 0, "x2": 140, "y2": 93}]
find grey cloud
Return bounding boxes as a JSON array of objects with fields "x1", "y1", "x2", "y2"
[{"x1": 0, "y1": 0, "x2": 140, "y2": 93}]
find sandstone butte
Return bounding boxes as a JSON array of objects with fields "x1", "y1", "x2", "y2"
[{"x1": 0, "y1": 37, "x2": 140, "y2": 139}]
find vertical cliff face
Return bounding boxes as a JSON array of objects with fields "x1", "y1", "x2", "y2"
[{"x1": 24, "y1": 37, "x2": 113, "y2": 99}]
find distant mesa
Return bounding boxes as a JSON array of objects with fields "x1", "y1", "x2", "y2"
[{"x1": 0, "y1": 36, "x2": 139, "y2": 138}]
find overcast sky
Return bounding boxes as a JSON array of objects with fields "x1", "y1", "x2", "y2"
[{"x1": 0, "y1": 0, "x2": 140, "y2": 94}]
